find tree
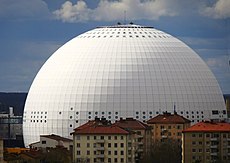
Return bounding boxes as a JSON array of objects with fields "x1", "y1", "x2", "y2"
[{"x1": 141, "y1": 139, "x2": 182, "y2": 163}]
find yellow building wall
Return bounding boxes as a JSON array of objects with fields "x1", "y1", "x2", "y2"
[
  {"x1": 182, "y1": 132, "x2": 230, "y2": 163},
  {"x1": 73, "y1": 134, "x2": 136, "y2": 163}
]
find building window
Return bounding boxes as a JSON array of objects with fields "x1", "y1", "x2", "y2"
[
  {"x1": 114, "y1": 136, "x2": 117, "y2": 140},
  {"x1": 192, "y1": 149, "x2": 196, "y2": 153},
  {"x1": 77, "y1": 143, "x2": 80, "y2": 148},
  {"x1": 108, "y1": 136, "x2": 111, "y2": 140},
  {"x1": 177, "y1": 125, "x2": 181, "y2": 129},
  {"x1": 192, "y1": 134, "x2": 196, "y2": 137},
  {"x1": 101, "y1": 136, "x2": 104, "y2": 140},
  {"x1": 121, "y1": 158, "x2": 124, "y2": 162},
  {"x1": 206, "y1": 133, "x2": 210, "y2": 137},
  {"x1": 77, "y1": 151, "x2": 81, "y2": 155},
  {"x1": 114, "y1": 143, "x2": 117, "y2": 148},
  {"x1": 108, "y1": 158, "x2": 111, "y2": 162},
  {"x1": 42, "y1": 141, "x2": 46, "y2": 144},
  {"x1": 87, "y1": 143, "x2": 90, "y2": 148},
  {"x1": 192, "y1": 141, "x2": 196, "y2": 145},
  {"x1": 121, "y1": 136, "x2": 123, "y2": 140},
  {"x1": 108, "y1": 151, "x2": 111, "y2": 155},
  {"x1": 108, "y1": 143, "x2": 111, "y2": 147},
  {"x1": 87, "y1": 136, "x2": 90, "y2": 140},
  {"x1": 87, "y1": 150, "x2": 90, "y2": 155},
  {"x1": 114, "y1": 151, "x2": 117, "y2": 155},
  {"x1": 76, "y1": 135, "x2": 80, "y2": 140},
  {"x1": 121, "y1": 151, "x2": 124, "y2": 155},
  {"x1": 212, "y1": 110, "x2": 218, "y2": 115},
  {"x1": 94, "y1": 136, "x2": 97, "y2": 140},
  {"x1": 120, "y1": 143, "x2": 124, "y2": 147},
  {"x1": 114, "y1": 158, "x2": 118, "y2": 162}
]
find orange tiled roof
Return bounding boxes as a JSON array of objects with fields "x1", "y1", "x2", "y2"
[
  {"x1": 41, "y1": 134, "x2": 72, "y2": 142},
  {"x1": 114, "y1": 118, "x2": 151, "y2": 130},
  {"x1": 183, "y1": 121, "x2": 230, "y2": 132},
  {"x1": 147, "y1": 112, "x2": 190, "y2": 124},
  {"x1": 74, "y1": 125, "x2": 130, "y2": 135}
]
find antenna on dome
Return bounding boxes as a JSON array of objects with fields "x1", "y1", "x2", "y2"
[
  {"x1": 124, "y1": 10, "x2": 126, "y2": 25},
  {"x1": 173, "y1": 102, "x2": 177, "y2": 114}
]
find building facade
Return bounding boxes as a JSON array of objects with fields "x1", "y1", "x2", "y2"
[
  {"x1": 147, "y1": 112, "x2": 191, "y2": 143},
  {"x1": 30, "y1": 134, "x2": 73, "y2": 151},
  {"x1": 0, "y1": 138, "x2": 3, "y2": 162},
  {"x1": 72, "y1": 119, "x2": 136, "y2": 163},
  {"x1": 182, "y1": 121, "x2": 230, "y2": 163},
  {"x1": 114, "y1": 118, "x2": 152, "y2": 160},
  {"x1": 0, "y1": 107, "x2": 22, "y2": 139}
]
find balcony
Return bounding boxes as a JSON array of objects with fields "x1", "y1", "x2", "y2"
[
  {"x1": 210, "y1": 152, "x2": 218, "y2": 156},
  {"x1": 137, "y1": 135, "x2": 143, "y2": 138},
  {"x1": 138, "y1": 141, "x2": 143, "y2": 145},
  {"x1": 161, "y1": 135, "x2": 168, "y2": 138},
  {"x1": 138, "y1": 148, "x2": 144, "y2": 152},
  {"x1": 95, "y1": 146, "x2": 104, "y2": 151},
  {"x1": 210, "y1": 138, "x2": 218, "y2": 141},
  {"x1": 95, "y1": 139, "x2": 105, "y2": 143},
  {"x1": 95, "y1": 154, "x2": 104, "y2": 158}
]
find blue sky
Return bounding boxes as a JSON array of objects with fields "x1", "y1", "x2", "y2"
[{"x1": 0, "y1": 0, "x2": 229, "y2": 93}]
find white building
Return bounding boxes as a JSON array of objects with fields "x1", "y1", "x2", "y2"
[
  {"x1": 23, "y1": 24, "x2": 226, "y2": 147},
  {"x1": 30, "y1": 134, "x2": 73, "y2": 151}
]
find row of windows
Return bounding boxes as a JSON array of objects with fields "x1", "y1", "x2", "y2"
[
  {"x1": 76, "y1": 135, "x2": 124, "y2": 140},
  {"x1": 76, "y1": 142, "x2": 125, "y2": 148},
  {"x1": 75, "y1": 157, "x2": 127, "y2": 163},
  {"x1": 192, "y1": 133, "x2": 230, "y2": 138},
  {"x1": 76, "y1": 150, "x2": 126, "y2": 156},
  {"x1": 78, "y1": 35, "x2": 170, "y2": 39},
  {"x1": 57, "y1": 110, "x2": 207, "y2": 116}
]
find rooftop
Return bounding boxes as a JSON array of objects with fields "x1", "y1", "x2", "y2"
[
  {"x1": 41, "y1": 134, "x2": 72, "y2": 142},
  {"x1": 73, "y1": 118, "x2": 131, "y2": 135},
  {"x1": 147, "y1": 112, "x2": 191, "y2": 124},
  {"x1": 114, "y1": 117, "x2": 151, "y2": 130},
  {"x1": 183, "y1": 121, "x2": 230, "y2": 133}
]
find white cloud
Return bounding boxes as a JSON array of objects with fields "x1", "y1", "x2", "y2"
[
  {"x1": 53, "y1": 0, "x2": 178, "y2": 22},
  {"x1": 202, "y1": 0, "x2": 230, "y2": 19},
  {"x1": 0, "y1": 0, "x2": 51, "y2": 20}
]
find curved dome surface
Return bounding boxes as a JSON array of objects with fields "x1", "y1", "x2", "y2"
[{"x1": 23, "y1": 24, "x2": 226, "y2": 146}]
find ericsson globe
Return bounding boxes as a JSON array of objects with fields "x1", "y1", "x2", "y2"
[{"x1": 23, "y1": 24, "x2": 226, "y2": 146}]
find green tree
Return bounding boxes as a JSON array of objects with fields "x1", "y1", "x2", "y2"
[{"x1": 141, "y1": 139, "x2": 182, "y2": 163}]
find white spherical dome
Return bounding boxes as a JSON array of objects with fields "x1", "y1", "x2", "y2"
[{"x1": 23, "y1": 24, "x2": 226, "y2": 146}]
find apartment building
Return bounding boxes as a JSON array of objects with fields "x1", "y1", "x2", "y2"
[
  {"x1": 182, "y1": 121, "x2": 230, "y2": 163},
  {"x1": 114, "y1": 118, "x2": 152, "y2": 159},
  {"x1": 30, "y1": 134, "x2": 73, "y2": 151},
  {"x1": 72, "y1": 118, "x2": 136, "y2": 163},
  {"x1": 147, "y1": 112, "x2": 191, "y2": 143}
]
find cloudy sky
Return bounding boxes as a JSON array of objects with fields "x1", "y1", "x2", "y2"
[{"x1": 0, "y1": 0, "x2": 229, "y2": 93}]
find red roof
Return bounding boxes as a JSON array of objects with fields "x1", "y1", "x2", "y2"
[
  {"x1": 183, "y1": 121, "x2": 230, "y2": 133},
  {"x1": 114, "y1": 118, "x2": 151, "y2": 130},
  {"x1": 74, "y1": 125, "x2": 130, "y2": 135},
  {"x1": 41, "y1": 134, "x2": 72, "y2": 142},
  {"x1": 147, "y1": 112, "x2": 190, "y2": 124}
]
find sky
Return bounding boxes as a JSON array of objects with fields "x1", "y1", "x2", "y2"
[{"x1": 0, "y1": 0, "x2": 229, "y2": 93}]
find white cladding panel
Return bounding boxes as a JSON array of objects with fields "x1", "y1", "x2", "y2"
[{"x1": 23, "y1": 25, "x2": 226, "y2": 146}]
